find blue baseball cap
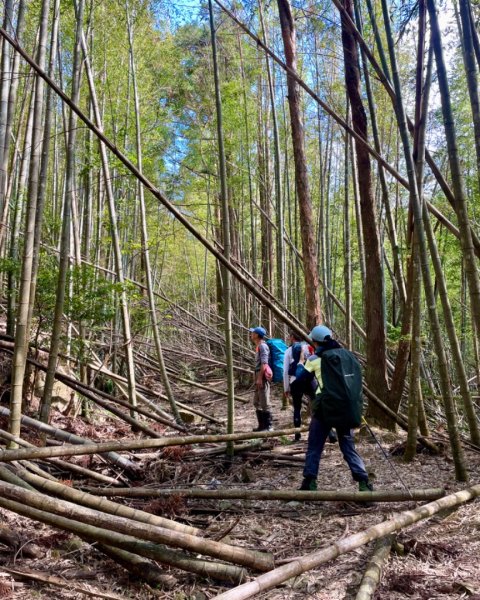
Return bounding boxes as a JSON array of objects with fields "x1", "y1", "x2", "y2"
[{"x1": 249, "y1": 326, "x2": 267, "y2": 338}]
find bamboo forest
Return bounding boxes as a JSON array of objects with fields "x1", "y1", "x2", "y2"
[{"x1": 1, "y1": 0, "x2": 480, "y2": 597}]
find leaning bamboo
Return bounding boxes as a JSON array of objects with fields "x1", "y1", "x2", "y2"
[
  {"x1": 211, "y1": 484, "x2": 480, "y2": 599},
  {"x1": 355, "y1": 535, "x2": 393, "y2": 600},
  {"x1": 15, "y1": 467, "x2": 199, "y2": 536},
  {"x1": 0, "y1": 480, "x2": 273, "y2": 572},
  {"x1": 0, "y1": 427, "x2": 307, "y2": 463},
  {"x1": 0, "y1": 495, "x2": 246, "y2": 584},
  {"x1": 79, "y1": 487, "x2": 445, "y2": 503}
]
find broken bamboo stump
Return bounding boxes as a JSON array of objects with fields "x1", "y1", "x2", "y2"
[
  {"x1": 211, "y1": 483, "x2": 480, "y2": 599},
  {"x1": 79, "y1": 487, "x2": 446, "y2": 502}
]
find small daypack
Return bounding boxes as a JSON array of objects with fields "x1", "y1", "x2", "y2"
[
  {"x1": 265, "y1": 338, "x2": 288, "y2": 383},
  {"x1": 314, "y1": 348, "x2": 363, "y2": 428}
]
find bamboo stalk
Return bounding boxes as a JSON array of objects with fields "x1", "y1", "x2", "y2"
[
  {"x1": 79, "y1": 487, "x2": 445, "y2": 503},
  {"x1": 0, "y1": 495, "x2": 246, "y2": 584},
  {"x1": 212, "y1": 484, "x2": 480, "y2": 599},
  {"x1": 355, "y1": 534, "x2": 393, "y2": 599},
  {"x1": 0, "y1": 480, "x2": 273, "y2": 572},
  {"x1": 0, "y1": 427, "x2": 307, "y2": 463}
]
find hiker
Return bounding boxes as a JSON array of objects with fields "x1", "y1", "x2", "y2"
[
  {"x1": 295, "y1": 325, "x2": 373, "y2": 492},
  {"x1": 249, "y1": 326, "x2": 273, "y2": 432},
  {"x1": 283, "y1": 332, "x2": 316, "y2": 441}
]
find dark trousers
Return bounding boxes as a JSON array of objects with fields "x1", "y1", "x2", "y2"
[
  {"x1": 303, "y1": 416, "x2": 368, "y2": 482},
  {"x1": 290, "y1": 378, "x2": 315, "y2": 428}
]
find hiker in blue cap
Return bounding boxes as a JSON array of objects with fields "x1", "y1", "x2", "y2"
[
  {"x1": 249, "y1": 326, "x2": 273, "y2": 432},
  {"x1": 295, "y1": 325, "x2": 372, "y2": 492}
]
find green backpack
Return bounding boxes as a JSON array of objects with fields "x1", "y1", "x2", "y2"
[{"x1": 313, "y1": 348, "x2": 363, "y2": 429}]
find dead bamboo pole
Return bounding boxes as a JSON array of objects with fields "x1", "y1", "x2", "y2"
[
  {"x1": 211, "y1": 484, "x2": 480, "y2": 600},
  {"x1": 15, "y1": 467, "x2": 200, "y2": 536},
  {"x1": 0, "y1": 496, "x2": 246, "y2": 584},
  {"x1": 355, "y1": 534, "x2": 394, "y2": 600},
  {"x1": 0, "y1": 479, "x2": 274, "y2": 572},
  {"x1": 79, "y1": 487, "x2": 445, "y2": 503},
  {"x1": 0, "y1": 427, "x2": 307, "y2": 463}
]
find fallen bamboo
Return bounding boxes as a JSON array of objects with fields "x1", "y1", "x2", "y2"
[
  {"x1": 0, "y1": 479, "x2": 274, "y2": 572},
  {"x1": 0, "y1": 495, "x2": 246, "y2": 584},
  {"x1": 14, "y1": 467, "x2": 200, "y2": 536},
  {"x1": 91, "y1": 359, "x2": 226, "y2": 423},
  {"x1": 0, "y1": 463, "x2": 36, "y2": 491},
  {"x1": 53, "y1": 377, "x2": 163, "y2": 438},
  {"x1": 79, "y1": 487, "x2": 445, "y2": 503},
  {"x1": 0, "y1": 341, "x2": 185, "y2": 433},
  {"x1": 355, "y1": 534, "x2": 394, "y2": 600},
  {"x1": 0, "y1": 522, "x2": 43, "y2": 558},
  {"x1": 211, "y1": 483, "x2": 480, "y2": 600},
  {"x1": 115, "y1": 376, "x2": 227, "y2": 423},
  {"x1": 0, "y1": 406, "x2": 137, "y2": 472},
  {"x1": 0, "y1": 428, "x2": 122, "y2": 486},
  {"x1": 0, "y1": 566, "x2": 123, "y2": 599},
  {"x1": 0, "y1": 427, "x2": 308, "y2": 462},
  {"x1": 97, "y1": 544, "x2": 178, "y2": 589}
]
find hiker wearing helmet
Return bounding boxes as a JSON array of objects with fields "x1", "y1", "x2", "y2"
[
  {"x1": 295, "y1": 325, "x2": 373, "y2": 492},
  {"x1": 249, "y1": 327, "x2": 273, "y2": 432}
]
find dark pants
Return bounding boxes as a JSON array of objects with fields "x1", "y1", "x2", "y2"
[
  {"x1": 290, "y1": 378, "x2": 316, "y2": 428},
  {"x1": 303, "y1": 416, "x2": 368, "y2": 482}
]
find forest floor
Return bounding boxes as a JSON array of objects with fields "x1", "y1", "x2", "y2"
[{"x1": 1, "y1": 377, "x2": 480, "y2": 600}]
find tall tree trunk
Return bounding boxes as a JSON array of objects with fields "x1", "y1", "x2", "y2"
[
  {"x1": 208, "y1": 0, "x2": 235, "y2": 457},
  {"x1": 458, "y1": 0, "x2": 480, "y2": 188},
  {"x1": 381, "y1": 0, "x2": 468, "y2": 479},
  {"x1": 427, "y1": 0, "x2": 480, "y2": 341},
  {"x1": 259, "y1": 1, "x2": 286, "y2": 338},
  {"x1": 39, "y1": 0, "x2": 84, "y2": 425},
  {"x1": 9, "y1": 0, "x2": 51, "y2": 443},
  {"x1": 276, "y1": 0, "x2": 322, "y2": 329},
  {"x1": 125, "y1": 1, "x2": 181, "y2": 423},
  {"x1": 340, "y1": 0, "x2": 389, "y2": 417},
  {"x1": 78, "y1": 12, "x2": 138, "y2": 414},
  {"x1": 344, "y1": 100, "x2": 352, "y2": 349}
]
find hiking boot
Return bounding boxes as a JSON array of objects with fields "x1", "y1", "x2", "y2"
[
  {"x1": 299, "y1": 476, "x2": 317, "y2": 491},
  {"x1": 358, "y1": 480, "x2": 374, "y2": 492},
  {"x1": 252, "y1": 410, "x2": 264, "y2": 432},
  {"x1": 327, "y1": 430, "x2": 338, "y2": 444},
  {"x1": 263, "y1": 411, "x2": 274, "y2": 431},
  {"x1": 294, "y1": 418, "x2": 301, "y2": 441}
]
